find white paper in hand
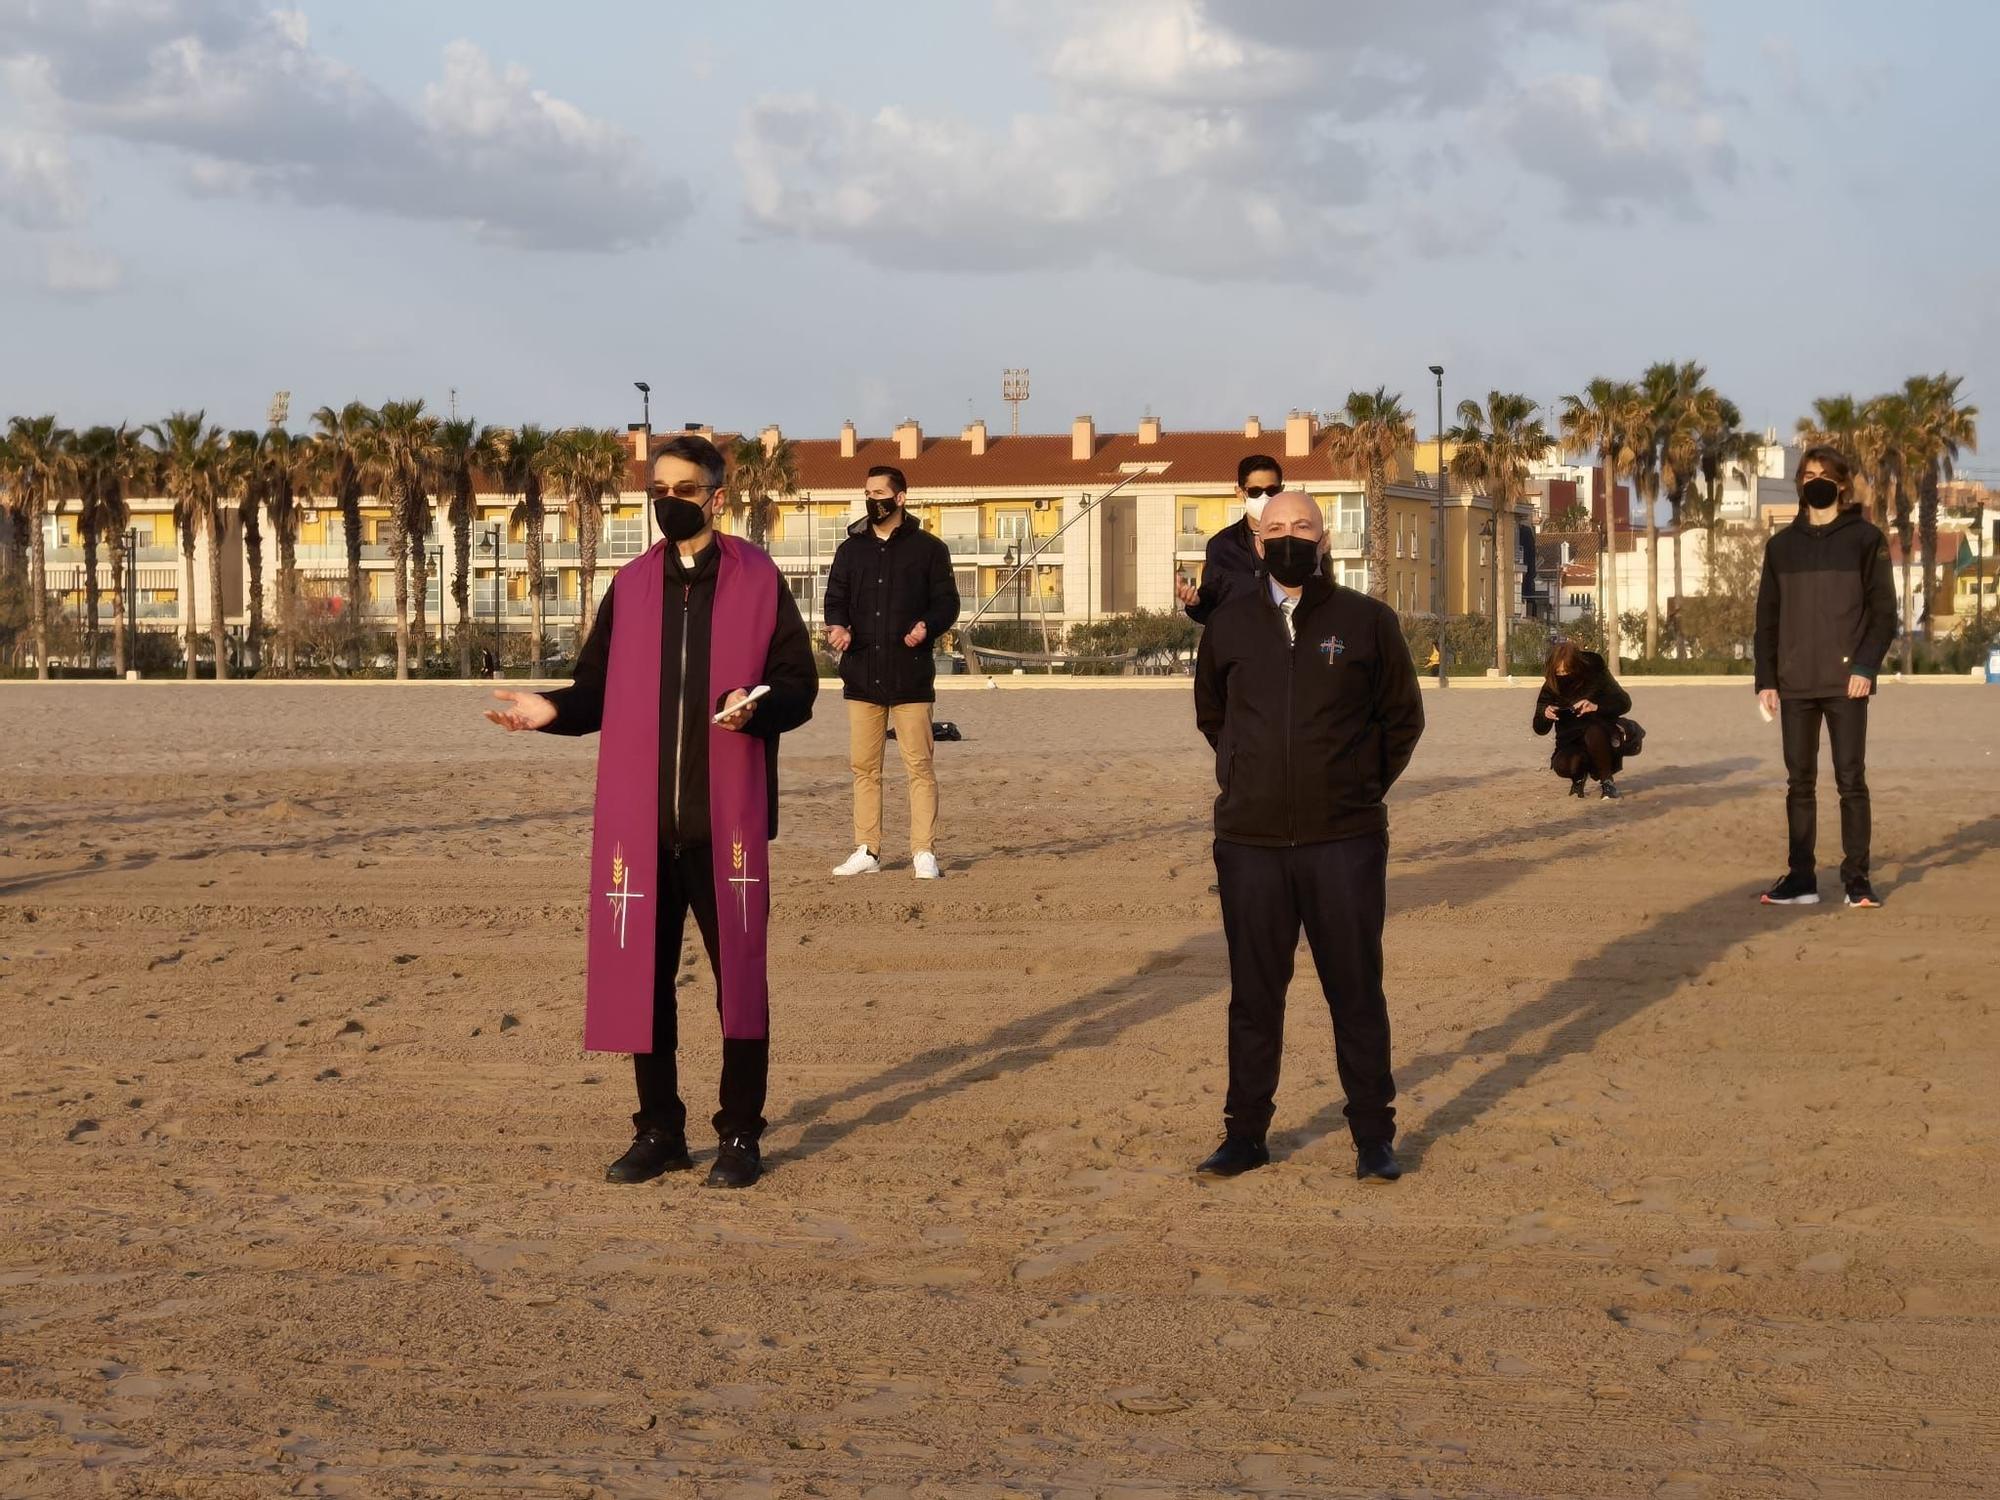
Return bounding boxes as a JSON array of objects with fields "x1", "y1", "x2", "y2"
[{"x1": 714, "y1": 684, "x2": 771, "y2": 723}]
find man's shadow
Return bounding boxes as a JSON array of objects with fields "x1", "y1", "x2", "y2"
[{"x1": 1282, "y1": 813, "x2": 2000, "y2": 1167}]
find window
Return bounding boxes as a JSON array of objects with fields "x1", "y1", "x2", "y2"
[
  {"x1": 1181, "y1": 504, "x2": 1200, "y2": 533},
  {"x1": 1335, "y1": 495, "x2": 1364, "y2": 535},
  {"x1": 994, "y1": 510, "x2": 1031, "y2": 542}
]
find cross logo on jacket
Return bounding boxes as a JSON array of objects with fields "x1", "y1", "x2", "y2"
[{"x1": 1320, "y1": 635, "x2": 1345, "y2": 661}]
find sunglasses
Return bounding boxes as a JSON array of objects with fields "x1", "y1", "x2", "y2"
[
  {"x1": 1244, "y1": 484, "x2": 1285, "y2": 499},
  {"x1": 647, "y1": 482, "x2": 715, "y2": 501}
]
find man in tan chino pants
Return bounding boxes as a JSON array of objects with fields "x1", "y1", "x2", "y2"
[{"x1": 822, "y1": 465, "x2": 960, "y2": 880}]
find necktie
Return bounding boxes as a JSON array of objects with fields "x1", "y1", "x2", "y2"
[{"x1": 1279, "y1": 597, "x2": 1295, "y2": 642}]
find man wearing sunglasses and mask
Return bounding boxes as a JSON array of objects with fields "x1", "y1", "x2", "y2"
[
  {"x1": 1754, "y1": 445, "x2": 1898, "y2": 909},
  {"x1": 1177, "y1": 454, "x2": 1290, "y2": 624},
  {"x1": 484, "y1": 434, "x2": 818, "y2": 1191},
  {"x1": 1192, "y1": 490, "x2": 1425, "y2": 1185}
]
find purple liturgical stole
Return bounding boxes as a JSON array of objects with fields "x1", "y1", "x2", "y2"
[{"x1": 583, "y1": 534, "x2": 779, "y2": 1052}]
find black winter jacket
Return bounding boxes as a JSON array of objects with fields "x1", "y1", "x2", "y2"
[
  {"x1": 1754, "y1": 507, "x2": 1898, "y2": 699},
  {"x1": 1531, "y1": 652, "x2": 1632, "y2": 755},
  {"x1": 1194, "y1": 574, "x2": 1425, "y2": 846},
  {"x1": 1183, "y1": 516, "x2": 1259, "y2": 625},
  {"x1": 824, "y1": 513, "x2": 960, "y2": 705},
  {"x1": 541, "y1": 540, "x2": 819, "y2": 846}
]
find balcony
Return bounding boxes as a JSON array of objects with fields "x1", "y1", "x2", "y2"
[
  {"x1": 1326, "y1": 528, "x2": 1364, "y2": 554},
  {"x1": 1176, "y1": 531, "x2": 1208, "y2": 554},
  {"x1": 960, "y1": 593, "x2": 1067, "y2": 619}
]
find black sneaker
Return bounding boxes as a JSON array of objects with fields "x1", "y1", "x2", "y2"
[
  {"x1": 1195, "y1": 1136, "x2": 1270, "y2": 1177},
  {"x1": 1599, "y1": 779, "x2": 1621, "y2": 800},
  {"x1": 1844, "y1": 880, "x2": 1882, "y2": 908},
  {"x1": 1760, "y1": 872, "x2": 1820, "y2": 905},
  {"x1": 605, "y1": 1127, "x2": 693, "y2": 1184},
  {"x1": 1355, "y1": 1139, "x2": 1403, "y2": 1182},
  {"x1": 1568, "y1": 777, "x2": 1588, "y2": 798},
  {"x1": 706, "y1": 1134, "x2": 762, "y2": 1189}
]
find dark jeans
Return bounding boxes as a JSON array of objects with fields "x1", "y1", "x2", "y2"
[
  {"x1": 1780, "y1": 695, "x2": 1870, "y2": 884},
  {"x1": 1213, "y1": 833, "x2": 1396, "y2": 1145},
  {"x1": 1551, "y1": 720, "x2": 1619, "y2": 781},
  {"x1": 632, "y1": 843, "x2": 769, "y2": 1142}
]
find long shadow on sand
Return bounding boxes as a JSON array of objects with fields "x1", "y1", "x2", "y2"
[
  {"x1": 1283, "y1": 812, "x2": 2000, "y2": 1166},
  {"x1": 767, "y1": 759, "x2": 1768, "y2": 1163}
]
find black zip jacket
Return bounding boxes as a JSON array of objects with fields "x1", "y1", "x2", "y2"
[
  {"x1": 823, "y1": 513, "x2": 960, "y2": 705},
  {"x1": 1184, "y1": 516, "x2": 1258, "y2": 625},
  {"x1": 1754, "y1": 506, "x2": 1898, "y2": 699},
  {"x1": 1530, "y1": 652, "x2": 1632, "y2": 753},
  {"x1": 1194, "y1": 573, "x2": 1425, "y2": 846},
  {"x1": 540, "y1": 540, "x2": 818, "y2": 846}
]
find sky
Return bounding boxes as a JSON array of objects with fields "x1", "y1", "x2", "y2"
[{"x1": 0, "y1": 0, "x2": 1993, "y2": 462}]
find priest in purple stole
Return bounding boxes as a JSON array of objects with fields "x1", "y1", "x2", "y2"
[{"x1": 484, "y1": 434, "x2": 818, "y2": 1189}]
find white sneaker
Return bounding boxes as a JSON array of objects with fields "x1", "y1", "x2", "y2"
[
  {"x1": 832, "y1": 846, "x2": 881, "y2": 877},
  {"x1": 912, "y1": 850, "x2": 941, "y2": 880}
]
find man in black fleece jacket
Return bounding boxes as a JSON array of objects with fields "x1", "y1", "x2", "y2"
[
  {"x1": 1754, "y1": 445, "x2": 1898, "y2": 908},
  {"x1": 1192, "y1": 491, "x2": 1425, "y2": 1183}
]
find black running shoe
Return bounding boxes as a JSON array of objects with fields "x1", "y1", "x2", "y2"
[
  {"x1": 1760, "y1": 872, "x2": 1820, "y2": 905},
  {"x1": 1844, "y1": 880, "x2": 1881, "y2": 908},
  {"x1": 1599, "y1": 779, "x2": 1621, "y2": 800},
  {"x1": 1569, "y1": 777, "x2": 1588, "y2": 798}
]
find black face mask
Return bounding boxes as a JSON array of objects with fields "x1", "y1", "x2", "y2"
[
  {"x1": 1263, "y1": 535, "x2": 1320, "y2": 588},
  {"x1": 866, "y1": 496, "x2": 901, "y2": 526},
  {"x1": 654, "y1": 495, "x2": 710, "y2": 542},
  {"x1": 1801, "y1": 477, "x2": 1840, "y2": 509}
]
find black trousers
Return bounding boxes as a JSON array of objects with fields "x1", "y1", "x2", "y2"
[
  {"x1": 1780, "y1": 696, "x2": 1870, "y2": 883},
  {"x1": 632, "y1": 843, "x2": 769, "y2": 1142},
  {"x1": 1213, "y1": 833, "x2": 1396, "y2": 1145},
  {"x1": 1551, "y1": 720, "x2": 1619, "y2": 781}
]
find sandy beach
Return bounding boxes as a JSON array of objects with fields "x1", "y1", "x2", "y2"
[{"x1": 2, "y1": 679, "x2": 1996, "y2": 1499}]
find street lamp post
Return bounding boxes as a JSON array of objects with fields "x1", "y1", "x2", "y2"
[
  {"x1": 633, "y1": 381, "x2": 650, "y2": 431},
  {"x1": 1429, "y1": 364, "x2": 1447, "y2": 686},
  {"x1": 483, "y1": 524, "x2": 502, "y2": 674}
]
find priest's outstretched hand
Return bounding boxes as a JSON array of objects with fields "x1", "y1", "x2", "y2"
[{"x1": 485, "y1": 689, "x2": 557, "y2": 732}]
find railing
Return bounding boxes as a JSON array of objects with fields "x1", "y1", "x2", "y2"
[
  {"x1": 1176, "y1": 532, "x2": 1208, "y2": 553},
  {"x1": 961, "y1": 593, "x2": 1066, "y2": 618},
  {"x1": 945, "y1": 535, "x2": 1041, "y2": 557}
]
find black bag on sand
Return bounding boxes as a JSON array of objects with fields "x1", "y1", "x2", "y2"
[
  {"x1": 1611, "y1": 718, "x2": 1645, "y2": 757},
  {"x1": 884, "y1": 720, "x2": 963, "y2": 742}
]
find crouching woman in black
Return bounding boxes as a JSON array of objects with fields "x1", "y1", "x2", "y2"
[{"x1": 1533, "y1": 640, "x2": 1634, "y2": 800}]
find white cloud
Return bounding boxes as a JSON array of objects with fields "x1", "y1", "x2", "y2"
[
  {"x1": 0, "y1": 1, "x2": 688, "y2": 251},
  {"x1": 741, "y1": 0, "x2": 1737, "y2": 283},
  {"x1": 43, "y1": 240, "x2": 123, "y2": 295},
  {"x1": 0, "y1": 130, "x2": 87, "y2": 229}
]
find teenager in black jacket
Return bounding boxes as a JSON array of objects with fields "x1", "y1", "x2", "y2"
[
  {"x1": 1192, "y1": 491, "x2": 1425, "y2": 1184},
  {"x1": 1176, "y1": 453, "x2": 1286, "y2": 624},
  {"x1": 823, "y1": 465, "x2": 960, "y2": 880},
  {"x1": 1532, "y1": 641, "x2": 1634, "y2": 800},
  {"x1": 1753, "y1": 445, "x2": 1898, "y2": 908}
]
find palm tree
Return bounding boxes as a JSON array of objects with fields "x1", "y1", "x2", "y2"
[
  {"x1": 1903, "y1": 373, "x2": 1979, "y2": 645},
  {"x1": 311, "y1": 401, "x2": 376, "y2": 670},
  {"x1": 437, "y1": 417, "x2": 499, "y2": 678},
  {"x1": 492, "y1": 424, "x2": 554, "y2": 665},
  {"x1": 372, "y1": 398, "x2": 442, "y2": 680},
  {"x1": 1631, "y1": 361, "x2": 1710, "y2": 659},
  {"x1": 1447, "y1": 391, "x2": 1555, "y2": 676},
  {"x1": 223, "y1": 430, "x2": 269, "y2": 673},
  {"x1": 258, "y1": 428, "x2": 311, "y2": 676},
  {"x1": 72, "y1": 425, "x2": 138, "y2": 673},
  {"x1": 1559, "y1": 378, "x2": 1643, "y2": 666},
  {"x1": 1324, "y1": 388, "x2": 1415, "y2": 604},
  {"x1": 1694, "y1": 402, "x2": 1758, "y2": 574},
  {"x1": 0, "y1": 416, "x2": 76, "y2": 679},
  {"x1": 149, "y1": 410, "x2": 229, "y2": 679},
  {"x1": 726, "y1": 433, "x2": 800, "y2": 551},
  {"x1": 550, "y1": 427, "x2": 632, "y2": 638}
]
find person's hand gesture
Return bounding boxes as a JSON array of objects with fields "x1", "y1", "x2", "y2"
[
  {"x1": 715, "y1": 688, "x2": 758, "y2": 733},
  {"x1": 1573, "y1": 698, "x2": 1598, "y2": 715},
  {"x1": 1846, "y1": 674, "x2": 1871, "y2": 699},
  {"x1": 827, "y1": 625, "x2": 853, "y2": 652},
  {"x1": 903, "y1": 621, "x2": 928, "y2": 649},
  {"x1": 1758, "y1": 688, "x2": 1780, "y2": 716},
  {"x1": 1175, "y1": 576, "x2": 1201, "y2": 609},
  {"x1": 485, "y1": 689, "x2": 555, "y2": 732},
  {"x1": 1543, "y1": 704, "x2": 1560, "y2": 721}
]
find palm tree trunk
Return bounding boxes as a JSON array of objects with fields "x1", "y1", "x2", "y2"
[
  {"x1": 1643, "y1": 483, "x2": 1660, "y2": 659},
  {"x1": 80, "y1": 516, "x2": 101, "y2": 669},
  {"x1": 1918, "y1": 471, "x2": 1938, "y2": 642},
  {"x1": 1601, "y1": 450, "x2": 1622, "y2": 667},
  {"x1": 387, "y1": 499, "x2": 410, "y2": 681},
  {"x1": 453, "y1": 499, "x2": 472, "y2": 679},
  {"x1": 278, "y1": 525, "x2": 298, "y2": 676},
  {"x1": 109, "y1": 525, "x2": 128, "y2": 677},
  {"x1": 1670, "y1": 496, "x2": 1685, "y2": 658},
  {"x1": 1495, "y1": 496, "x2": 1510, "y2": 675},
  {"x1": 28, "y1": 500, "x2": 49, "y2": 680},
  {"x1": 341, "y1": 491, "x2": 363, "y2": 672},
  {"x1": 242, "y1": 507, "x2": 264, "y2": 673},
  {"x1": 1897, "y1": 516, "x2": 1916, "y2": 675},
  {"x1": 1366, "y1": 463, "x2": 1389, "y2": 601},
  {"x1": 181, "y1": 521, "x2": 198, "y2": 680},
  {"x1": 527, "y1": 510, "x2": 545, "y2": 672},
  {"x1": 205, "y1": 506, "x2": 229, "y2": 680}
]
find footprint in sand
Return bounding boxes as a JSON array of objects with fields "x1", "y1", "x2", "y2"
[{"x1": 1011, "y1": 1232, "x2": 1129, "y2": 1283}]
